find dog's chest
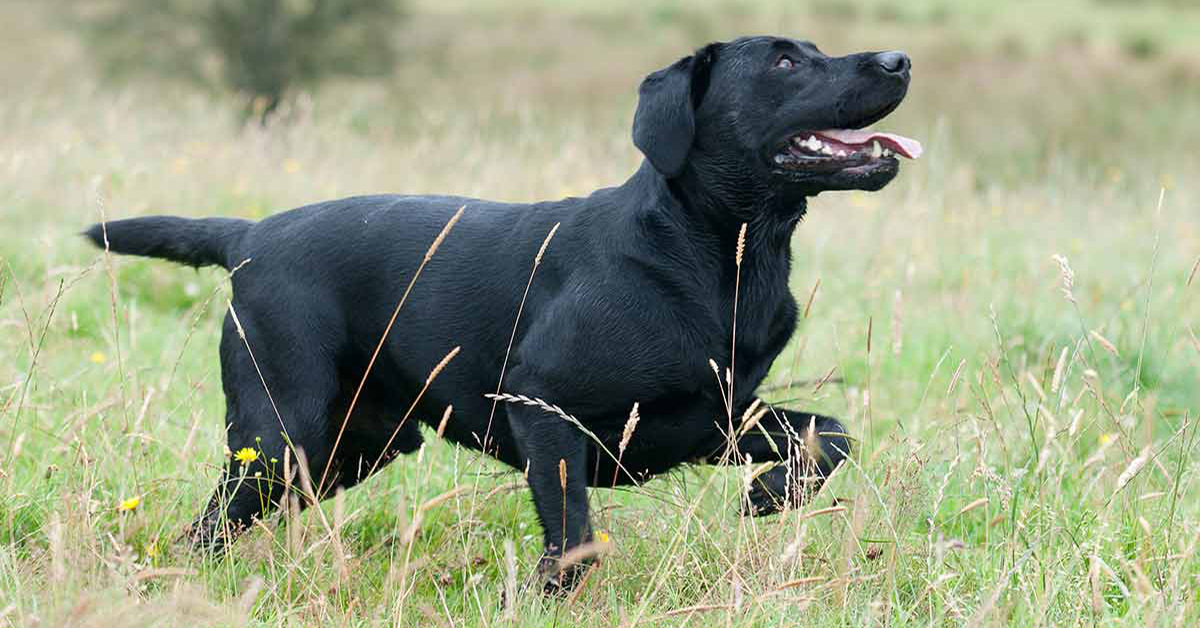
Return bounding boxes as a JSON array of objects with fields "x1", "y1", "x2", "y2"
[{"x1": 701, "y1": 269, "x2": 798, "y2": 398}]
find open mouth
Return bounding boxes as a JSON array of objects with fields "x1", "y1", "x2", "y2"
[{"x1": 773, "y1": 129, "x2": 923, "y2": 172}]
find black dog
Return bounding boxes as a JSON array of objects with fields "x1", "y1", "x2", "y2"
[{"x1": 86, "y1": 36, "x2": 919, "y2": 592}]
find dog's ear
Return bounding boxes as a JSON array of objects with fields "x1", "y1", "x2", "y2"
[{"x1": 632, "y1": 43, "x2": 719, "y2": 178}]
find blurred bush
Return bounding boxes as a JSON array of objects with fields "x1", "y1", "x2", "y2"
[{"x1": 78, "y1": 0, "x2": 403, "y2": 120}]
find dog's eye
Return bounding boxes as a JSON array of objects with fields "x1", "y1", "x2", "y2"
[{"x1": 775, "y1": 56, "x2": 795, "y2": 70}]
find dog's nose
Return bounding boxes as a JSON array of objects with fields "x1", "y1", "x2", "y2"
[{"x1": 874, "y1": 51, "x2": 910, "y2": 75}]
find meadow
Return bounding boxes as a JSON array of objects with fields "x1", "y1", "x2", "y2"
[{"x1": 1, "y1": 0, "x2": 1199, "y2": 625}]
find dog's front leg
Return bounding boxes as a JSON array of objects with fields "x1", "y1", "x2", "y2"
[
  {"x1": 505, "y1": 391, "x2": 594, "y2": 595},
  {"x1": 703, "y1": 404, "x2": 851, "y2": 516}
]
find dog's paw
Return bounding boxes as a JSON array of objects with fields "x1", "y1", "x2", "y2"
[
  {"x1": 741, "y1": 463, "x2": 828, "y2": 516},
  {"x1": 537, "y1": 554, "x2": 593, "y2": 597}
]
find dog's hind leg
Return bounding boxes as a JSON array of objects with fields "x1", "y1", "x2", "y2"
[
  {"x1": 701, "y1": 405, "x2": 851, "y2": 516},
  {"x1": 322, "y1": 394, "x2": 425, "y2": 491},
  {"x1": 189, "y1": 311, "x2": 341, "y2": 552}
]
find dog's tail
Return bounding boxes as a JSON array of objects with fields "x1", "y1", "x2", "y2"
[{"x1": 83, "y1": 216, "x2": 252, "y2": 270}]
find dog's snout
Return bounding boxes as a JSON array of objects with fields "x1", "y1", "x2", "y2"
[{"x1": 873, "y1": 51, "x2": 910, "y2": 75}]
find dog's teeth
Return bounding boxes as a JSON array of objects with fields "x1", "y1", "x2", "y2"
[
  {"x1": 871, "y1": 141, "x2": 882, "y2": 159},
  {"x1": 806, "y1": 136, "x2": 821, "y2": 151},
  {"x1": 882, "y1": 148, "x2": 892, "y2": 157},
  {"x1": 837, "y1": 150, "x2": 847, "y2": 157},
  {"x1": 820, "y1": 144, "x2": 833, "y2": 155}
]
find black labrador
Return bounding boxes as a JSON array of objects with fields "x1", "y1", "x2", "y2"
[{"x1": 85, "y1": 36, "x2": 920, "y2": 592}]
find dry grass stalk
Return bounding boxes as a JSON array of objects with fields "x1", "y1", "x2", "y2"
[
  {"x1": 1025, "y1": 371, "x2": 1046, "y2": 401},
  {"x1": 364, "y1": 345, "x2": 461, "y2": 479},
  {"x1": 767, "y1": 576, "x2": 826, "y2": 592},
  {"x1": 425, "y1": 346, "x2": 460, "y2": 386},
  {"x1": 435, "y1": 405, "x2": 453, "y2": 438},
  {"x1": 740, "y1": 398, "x2": 762, "y2": 425},
  {"x1": 485, "y1": 221, "x2": 562, "y2": 443},
  {"x1": 290, "y1": 446, "x2": 336, "y2": 541},
  {"x1": 727, "y1": 222, "x2": 749, "y2": 420},
  {"x1": 484, "y1": 393, "x2": 627, "y2": 476},
  {"x1": 735, "y1": 405, "x2": 770, "y2": 440},
  {"x1": 735, "y1": 222, "x2": 747, "y2": 267},
  {"x1": 1050, "y1": 346, "x2": 1069, "y2": 393},
  {"x1": 227, "y1": 300, "x2": 294, "y2": 448},
  {"x1": 1051, "y1": 254, "x2": 1076, "y2": 303},
  {"x1": 424, "y1": 206, "x2": 466, "y2": 264},
  {"x1": 1115, "y1": 446, "x2": 1150, "y2": 493},
  {"x1": 610, "y1": 402, "x2": 642, "y2": 487},
  {"x1": 796, "y1": 505, "x2": 847, "y2": 522},
  {"x1": 811, "y1": 365, "x2": 839, "y2": 395},
  {"x1": 618, "y1": 402, "x2": 640, "y2": 456},
  {"x1": 947, "y1": 359, "x2": 967, "y2": 396},
  {"x1": 957, "y1": 497, "x2": 989, "y2": 515},
  {"x1": 1089, "y1": 330, "x2": 1120, "y2": 356},
  {"x1": 482, "y1": 480, "x2": 525, "y2": 502},
  {"x1": 1089, "y1": 554, "x2": 1104, "y2": 613},
  {"x1": 803, "y1": 278, "x2": 820, "y2": 319},
  {"x1": 557, "y1": 538, "x2": 613, "y2": 570},
  {"x1": 536, "y1": 222, "x2": 561, "y2": 265}
]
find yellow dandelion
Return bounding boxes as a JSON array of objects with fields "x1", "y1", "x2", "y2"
[
  {"x1": 118, "y1": 496, "x2": 141, "y2": 512},
  {"x1": 596, "y1": 530, "x2": 611, "y2": 544},
  {"x1": 234, "y1": 447, "x2": 259, "y2": 464},
  {"x1": 90, "y1": 351, "x2": 107, "y2": 364},
  {"x1": 1100, "y1": 433, "x2": 1116, "y2": 446}
]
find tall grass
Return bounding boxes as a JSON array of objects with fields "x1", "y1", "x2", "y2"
[{"x1": 1, "y1": 1, "x2": 1199, "y2": 626}]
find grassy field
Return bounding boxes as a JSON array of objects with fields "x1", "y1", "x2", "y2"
[{"x1": 2, "y1": 0, "x2": 1200, "y2": 625}]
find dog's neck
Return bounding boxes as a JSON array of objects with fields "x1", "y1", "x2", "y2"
[{"x1": 629, "y1": 160, "x2": 805, "y2": 271}]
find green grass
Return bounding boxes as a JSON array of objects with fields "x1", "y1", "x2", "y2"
[{"x1": 2, "y1": 1, "x2": 1200, "y2": 626}]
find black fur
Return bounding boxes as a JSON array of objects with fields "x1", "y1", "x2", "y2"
[
  {"x1": 84, "y1": 217, "x2": 251, "y2": 269},
  {"x1": 85, "y1": 37, "x2": 912, "y2": 594}
]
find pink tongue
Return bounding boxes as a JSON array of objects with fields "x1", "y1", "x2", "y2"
[{"x1": 815, "y1": 129, "x2": 923, "y2": 159}]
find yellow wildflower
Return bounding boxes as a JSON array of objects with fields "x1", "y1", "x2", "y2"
[
  {"x1": 118, "y1": 496, "x2": 141, "y2": 512},
  {"x1": 90, "y1": 351, "x2": 107, "y2": 364},
  {"x1": 234, "y1": 447, "x2": 259, "y2": 464},
  {"x1": 596, "y1": 531, "x2": 611, "y2": 544}
]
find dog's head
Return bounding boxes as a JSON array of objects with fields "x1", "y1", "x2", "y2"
[{"x1": 633, "y1": 36, "x2": 920, "y2": 201}]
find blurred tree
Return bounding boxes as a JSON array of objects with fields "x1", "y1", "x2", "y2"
[{"x1": 80, "y1": 0, "x2": 402, "y2": 120}]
